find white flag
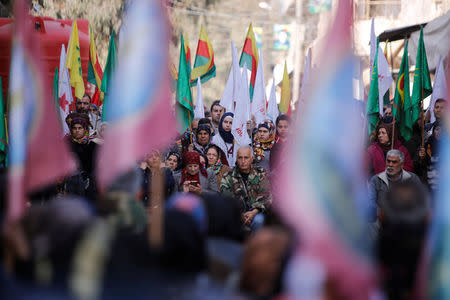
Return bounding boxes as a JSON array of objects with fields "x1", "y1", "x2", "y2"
[
  {"x1": 266, "y1": 80, "x2": 279, "y2": 123},
  {"x1": 428, "y1": 56, "x2": 448, "y2": 123},
  {"x1": 232, "y1": 63, "x2": 251, "y2": 146},
  {"x1": 370, "y1": 19, "x2": 394, "y2": 116},
  {"x1": 58, "y1": 44, "x2": 73, "y2": 134},
  {"x1": 220, "y1": 41, "x2": 240, "y2": 113},
  {"x1": 252, "y1": 50, "x2": 266, "y2": 125},
  {"x1": 194, "y1": 78, "x2": 205, "y2": 119},
  {"x1": 298, "y1": 48, "x2": 312, "y2": 107}
]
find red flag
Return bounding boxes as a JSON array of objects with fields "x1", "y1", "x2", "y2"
[{"x1": 8, "y1": 0, "x2": 77, "y2": 220}]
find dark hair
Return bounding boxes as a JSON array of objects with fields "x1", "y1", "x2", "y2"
[
  {"x1": 198, "y1": 118, "x2": 212, "y2": 127},
  {"x1": 82, "y1": 93, "x2": 92, "y2": 103},
  {"x1": 275, "y1": 114, "x2": 291, "y2": 127},
  {"x1": 435, "y1": 98, "x2": 447, "y2": 105},
  {"x1": 210, "y1": 100, "x2": 223, "y2": 113}
]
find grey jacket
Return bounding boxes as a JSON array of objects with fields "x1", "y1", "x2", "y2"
[
  {"x1": 174, "y1": 169, "x2": 219, "y2": 194},
  {"x1": 368, "y1": 170, "x2": 422, "y2": 219}
]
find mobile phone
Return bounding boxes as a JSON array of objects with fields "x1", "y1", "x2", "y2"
[{"x1": 189, "y1": 181, "x2": 199, "y2": 186}]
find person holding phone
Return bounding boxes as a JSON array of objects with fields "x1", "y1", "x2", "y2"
[{"x1": 174, "y1": 151, "x2": 218, "y2": 195}]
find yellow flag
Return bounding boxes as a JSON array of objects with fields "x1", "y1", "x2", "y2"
[
  {"x1": 65, "y1": 20, "x2": 85, "y2": 99},
  {"x1": 279, "y1": 61, "x2": 291, "y2": 114}
]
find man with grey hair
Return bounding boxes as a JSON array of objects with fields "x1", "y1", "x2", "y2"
[
  {"x1": 220, "y1": 146, "x2": 271, "y2": 231},
  {"x1": 368, "y1": 149, "x2": 422, "y2": 221}
]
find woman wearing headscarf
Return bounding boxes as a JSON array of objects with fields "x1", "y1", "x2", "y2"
[
  {"x1": 174, "y1": 151, "x2": 218, "y2": 195},
  {"x1": 192, "y1": 124, "x2": 213, "y2": 156},
  {"x1": 366, "y1": 122, "x2": 414, "y2": 176},
  {"x1": 212, "y1": 112, "x2": 236, "y2": 167},
  {"x1": 205, "y1": 144, "x2": 231, "y2": 189},
  {"x1": 139, "y1": 150, "x2": 175, "y2": 206},
  {"x1": 252, "y1": 121, "x2": 276, "y2": 171}
]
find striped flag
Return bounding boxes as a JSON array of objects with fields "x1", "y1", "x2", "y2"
[
  {"x1": 239, "y1": 23, "x2": 259, "y2": 100},
  {"x1": 8, "y1": 0, "x2": 77, "y2": 220},
  {"x1": 190, "y1": 25, "x2": 216, "y2": 86},
  {"x1": 276, "y1": 0, "x2": 375, "y2": 297},
  {"x1": 87, "y1": 25, "x2": 104, "y2": 106},
  {"x1": 97, "y1": 0, "x2": 177, "y2": 189}
]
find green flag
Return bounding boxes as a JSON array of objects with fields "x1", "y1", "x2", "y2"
[
  {"x1": 366, "y1": 41, "x2": 380, "y2": 135},
  {"x1": 393, "y1": 40, "x2": 413, "y2": 140},
  {"x1": 176, "y1": 34, "x2": 194, "y2": 134},
  {"x1": 0, "y1": 77, "x2": 7, "y2": 167},
  {"x1": 101, "y1": 32, "x2": 117, "y2": 121},
  {"x1": 411, "y1": 27, "x2": 432, "y2": 126},
  {"x1": 53, "y1": 67, "x2": 59, "y2": 110}
]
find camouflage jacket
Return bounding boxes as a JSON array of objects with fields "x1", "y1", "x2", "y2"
[{"x1": 220, "y1": 166, "x2": 271, "y2": 212}]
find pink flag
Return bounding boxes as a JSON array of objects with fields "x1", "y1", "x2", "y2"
[
  {"x1": 97, "y1": 0, "x2": 177, "y2": 189},
  {"x1": 8, "y1": 0, "x2": 77, "y2": 221}
]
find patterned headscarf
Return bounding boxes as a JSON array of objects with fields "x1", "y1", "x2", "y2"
[
  {"x1": 180, "y1": 151, "x2": 207, "y2": 186},
  {"x1": 252, "y1": 120, "x2": 275, "y2": 163},
  {"x1": 206, "y1": 145, "x2": 224, "y2": 174}
]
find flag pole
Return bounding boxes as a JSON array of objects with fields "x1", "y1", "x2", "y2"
[
  {"x1": 391, "y1": 115, "x2": 396, "y2": 150},
  {"x1": 148, "y1": 166, "x2": 164, "y2": 250},
  {"x1": 421, "y1": 87, "x2": 425, "y2": 147},
  {"x1": 188, "y1": 109, "x2": 192, "y2": 145}
]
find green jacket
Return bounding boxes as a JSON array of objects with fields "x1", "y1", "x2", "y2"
[{"x1": 220, "y1": 166, "x2": 271, "y2": 212}]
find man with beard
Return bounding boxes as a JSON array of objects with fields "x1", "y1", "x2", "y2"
[
  {"x1": 74, "y1": 94, "x2": 101, "y2": 136},
  {"x1": 368, "y1": 149, "x2": 422, "y2": 221}
]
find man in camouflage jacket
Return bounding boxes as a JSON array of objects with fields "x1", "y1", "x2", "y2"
[{"x1": 220, "y1": 146, "x2": 271, "y2": 228}]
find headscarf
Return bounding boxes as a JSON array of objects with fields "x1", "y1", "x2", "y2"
[
  {"x1": 194, "y1": 124, "x2": 212, "y2": 150},
  {"x1": 219, "y1": 112, "x2": 234, "y2": 144},
  {"x1": 70, "y1": 117, "x2": 90, "y2": 144},
  {"x1": 206, "y1": 144, "x2": 224, "y2": 174},
  {"x1": 253, "y1": 121, "x2": 275, "y2": 163},
  {"x1": 180, "y1": 151, "x2": 207, "y2": 186}
]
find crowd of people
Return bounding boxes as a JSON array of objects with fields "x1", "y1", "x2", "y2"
[{"x1": 0, "y1": 88, "x2": 448, "y2": 299}]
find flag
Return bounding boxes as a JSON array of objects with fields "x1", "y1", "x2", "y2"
[
  {"x1": 58, "y1": 44, "x2": 74, "y2": 133},
  {"x1": 176, "y1": 34, "x2": 194, "y2": 133},
  {"x1": 299, "y1": 48, "x2": 312, "y2": 105},
  {"x1": 52, "y1": 67, "x2": 59, "y2": 112},
  {"x1": 393, "y1": 40, "x2": 412, "y2": 140},
  {"x1": 87, "y1": 25, "x2": 103, "y2": 88},
  {"x1": 370, "y1": 19, "x2": 394, "y2": 116},
  {"x1": 232, "y1": 63, "x2": 251, "y2": 146},
  {"x1": 277, "y1": 0, "x2": 375, "y2": 297},
  {"x1": 101, "y1": 32, "x2": 117, "y2": 120},
  {"x1": 97, "y1": 0, "x2": 177, "y2": 189},
  {"x1": 194, "y1": 78, "x2": 205, "y2": 119},
  {"x1": 184, "y1": 33, "x2": 192, "y2": 78},
  {"x1": 169, "y1": 61, "x2": 178, "y2": 92},
  {"x1": 428, "y1": 56, "x2": 447, "y2": 123},
  {"x1": 219, "y1": 43, "x2": 235, "y2": 113},
  {"x1": 366, "y1": 41, "x2": 380, "y2": 135},
  {"x1": 0, "y1": 76, "x2": 6, "y2": 167},
  {"x1": 8, "y1": 0, "x2": 76, "y2": 220},
  {"x1": 411, "y1": 27, "x2": 432, "y2": 125},
  {"x1": 65, "y1": 20, "x2": 85, "y2": 100},
  {"x1": 190, "y1": 25, "x2": 216, "y2": 86},
  {"x1": 279, "y1": 61, "x2": 291, "y2": 115},
  {"x1": 251, "y1": 50, "x2": 266, "y2": 125},
  {"x1": 87, "y1": 25, "x2": 104, "y2": 107},
  {"x1": 239, "y1": 23, "x2": 259, "y2": 99},
  {"x1": 266, "y1": 80, "x2": 279, "y2": 123}
]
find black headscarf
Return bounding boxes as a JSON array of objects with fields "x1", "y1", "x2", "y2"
[{"x1": 219, "y1": 112, "x2": 234, "y2": 144}]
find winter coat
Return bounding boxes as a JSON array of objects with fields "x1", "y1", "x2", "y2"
[
  {"x1": 366, "y1": 140, "x2": 414, "y2": 176},
  {"x1": 173, "y1": 169, "x2": 219, "y2": 194}
]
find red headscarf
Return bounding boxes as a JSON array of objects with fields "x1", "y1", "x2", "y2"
[{"x1": 180, "y1": 151, "x2": 207, "y2": 186}]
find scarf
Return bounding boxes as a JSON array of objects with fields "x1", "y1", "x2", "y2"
[
  {"x1": 208, "y1": 158, "x2": 224, "y2": 175},
  {"x1": 219, "y1": 112, "x2": 234, "y2": 144},
  {"x1": 253, "y1": 122, "x2": 275, "y2": 163},
  {"x1": 180, "y1": 152, "x2": 207, "y2": 186},
  {"x1": 71, "y1": 130, "x2": 89, "y2": 144}
]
